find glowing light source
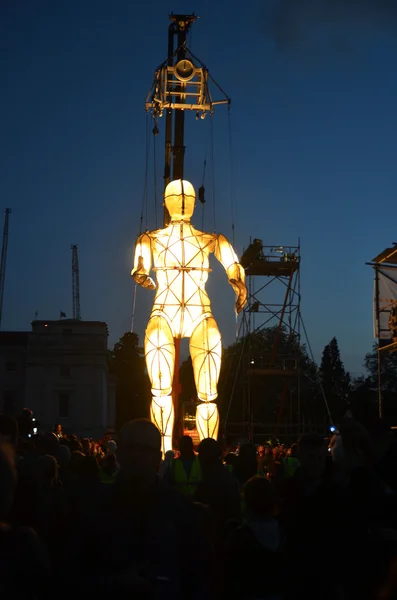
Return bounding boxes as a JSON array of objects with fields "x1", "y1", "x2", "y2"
[{"x1": 132, "y1": 179, "x2": 247, "y2": 454}]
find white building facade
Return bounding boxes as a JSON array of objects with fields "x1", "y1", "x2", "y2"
[{"x1": 0, "y1": 320, "x2": 115, "y2": 438}]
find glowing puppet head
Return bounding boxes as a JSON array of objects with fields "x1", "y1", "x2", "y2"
[{"x1": 164, "y1": 179, "x2": 196, "y2": 221}]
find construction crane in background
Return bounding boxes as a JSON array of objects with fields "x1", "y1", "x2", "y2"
[
  {"x1": 71, "y1": 244, "x2": 81, "y2": 320},
  {"x1": 0, "y1": 209, "x2": 11, "y2": 331}
]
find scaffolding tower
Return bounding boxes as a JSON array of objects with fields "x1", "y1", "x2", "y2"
[
  {"x1": 367, "y1": 243, "x2": 397, "y2": 418},
  {"x1": 225, "y1": 239, "x2": 302, "y2": 443}
]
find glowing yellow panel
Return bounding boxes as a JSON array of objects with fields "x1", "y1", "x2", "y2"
[{"x1": 132, "y1": 179, "x2": 247, "y2": 450}]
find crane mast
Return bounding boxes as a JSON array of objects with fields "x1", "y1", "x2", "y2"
[
  {"x1": 0, "y1": 208, "x2": 11, "y2": 331},
  {"x1": 71, "y1": 244, "x2": 81, "y2": 320}
]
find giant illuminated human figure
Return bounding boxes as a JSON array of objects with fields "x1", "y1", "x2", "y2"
[{"x1": 132, "y1": 179, "x2": 247, "y2": 453}]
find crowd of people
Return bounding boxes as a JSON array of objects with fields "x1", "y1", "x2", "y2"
[{"x1": 1, "y1": 412, "x2": 397, "y2": 599}]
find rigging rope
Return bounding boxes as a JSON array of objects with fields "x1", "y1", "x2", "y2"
[
  {"x1": 153, "y1": 122, "x2": 158, "y2": 229},
  {"x1": 188, "y1": 23, "x2": 193, "y2": 48},
  {"x1": 144, "y1": 117, "x2": 151, "y2": 230},
  {"x1": 131, "y1": 281, "x2": 138, "y2": 333},
  {"x1": 139, "y1": 113, "x2": 151, "y2": 235},
  {"x1": 133, "y1": 113, "x2": 152, "y2": 333},
  {"x1": 223, "y1": 332, "x2": 248, "y2": 437},
  {"x1": 300, "y1": 314, "x2": 334, "y2": 425},
  {"x1": 186, "y1": 48, "x2": 231, "y2": 104},
  {"x1": 210, "y1": 114, "x2": 216, "y2": 231},
  {"x1": 228, "y1": 105, "x2": 236, "y2": 247},
  {"x1": 201, "y1": 158, "x2": 206, "y2": 231}
]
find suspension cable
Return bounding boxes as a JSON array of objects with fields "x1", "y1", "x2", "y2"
[
  {"x1": 300, "y1": 314, "x2": 334, "y2": 425},
  {"x1": 210, "y1": 114, "x2": 216, "y2": 231},
  {"x1": 228, "y1": 105, "x2": 236, "y2": 247},
  {"x1": 153, "y1": 122, "x2": 158, "y2": 229},
  {"x1": 187, "y1": 48, "x2": 231, "y2": 104},
  {"x1": 131, "y1": 281, "x2": 138, "y2": 333},
  {"x1": 201, "y1": 158, "x2": 206, "y2": 231},
  {"x1": 145, "y1": 117, "x2": 151, "y2": 230},
  {"x1": 188, "y1": 22, "x2": 193, "y2": 48},
  {"x1": 139, "y1": 113, "x2": 151, "y2": 235},
  {"x1": 223, "y1": 334, "x2": 248, "y2": 437},
  {"x1": 133, "y1": 113, "x2": 152, "y2": 334}
]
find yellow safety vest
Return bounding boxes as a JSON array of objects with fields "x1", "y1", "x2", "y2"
[
  {"x1": 98, "y1": 468, "x2": 116, "y2": 484},
  {"x1": 171, "y1": 457, "x2": 202, "y2": 497},
  {"x1": 283, "y1": 456, "x2": 300, "y2": 478}
]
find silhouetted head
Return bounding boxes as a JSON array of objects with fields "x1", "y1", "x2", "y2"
[
  {"x1": 179, "y1": 435, "x2": 194, "y2": 458},
  {"x1": 58, "y1": 444, "x2": 71, "y2": 467},
  {"x1": 165, "y1": 179, "x2": 196, "y2": 221},
  {"x1": 35, "y1": 432, "x2": 60, "y2": 459},
  {"x1": 198, "y1": 438, "x2": 221, "y2": 465},
  {"x1": 117, "y1": 419, "x2": 161, "y2": 482},
  {"x1": 164, "y1": 450, "x2": 175, "y2": 463},
  {"x1": 243, "y1": 475, "x2": 277, "y2": 519},
  {"x1": 35, "y1": 454, "x2": 59, "y2": 486}
]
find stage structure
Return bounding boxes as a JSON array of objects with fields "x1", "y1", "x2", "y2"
[
  {"x1": 367, "y1": 243, "x2": 397, "y2": 418},
  {"x1": 133, "y1": 14, "x2": 236, "y2": 452},
  {"x1": 224, "y1": 239, "x2": 303, "y2": 443}
]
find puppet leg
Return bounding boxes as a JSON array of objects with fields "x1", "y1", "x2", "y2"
[
  {"x1": 190, "y1": 316, "x2": 221, "y2": 440},
  {"x1": 145, "y1": 314, "x2": 175, "y2": 454}
]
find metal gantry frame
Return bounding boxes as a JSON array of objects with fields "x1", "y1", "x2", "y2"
[
  {"x1": 225, "y1": 240, "x2": 302, "y2": 443},
  {"x1": 367, "y1": 243, "x2": 397, "y2": 418},
  {"x1": 241, "y1": 243, "x2": 301, "y2": 342}
]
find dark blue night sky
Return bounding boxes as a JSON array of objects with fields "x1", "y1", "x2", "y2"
[{"x1": 1, "y1": 0, "x2": 397, "y2": 376}]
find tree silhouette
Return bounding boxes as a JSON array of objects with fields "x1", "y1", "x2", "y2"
[
  {"x1": 364, "y1": 343, "x2": 397, "y2": 395},
  {"x1": 109, "y1": 332, "x2": 150, "y2": 429},
  {"x1": 320, "y1": 337, "x2": 351, "y2": 423},
  {"x1": 179, "y1": 326, "x2": 325, "y2": 434},
  {"x1": 222, "y1": 327, "x2": 321, "y2": 427},
  {"x1": 355, "y1": 343, "x2": 397, "y2": 423},
  {"x1": 349, "y1": 375, "x2": 377, "y2": 427}
]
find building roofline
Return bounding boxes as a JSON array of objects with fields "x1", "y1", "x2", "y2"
[{"x1": 32, "y1": 320, "x2": 108, "y2": 326}]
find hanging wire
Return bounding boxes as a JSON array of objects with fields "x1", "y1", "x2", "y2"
[
  {"x1": 131, "y1": 282, "x2": 138, "y2": 332},
  {"x1": 300, "y1": 314, "x2": 334, "y2": 425},
  {"x1": 201, "y1": 158, "x2": 207, "y2": 231},
  {"x1": 188, "y1": 21, "x2": 193, "y2": 48},
  {"x1": 223, "y1": 334, "x2": 247, "y2": 437},
  {"x1": 228, "y1": 105, "x2": 236, "y2": 247},
  {"x1": 210, "y1": 114, "x2": 216, "y2": 231},
  {"x1": 153, "y1": 122, "x2": 158, "y2": 229},
  {"x1": 133, "y1": 113, "x2": 152, "y2": 333},
  {"x1": 139, "y1": 113, "x2": 151, "y2": 235},
  {"x1": 186, "y1": 48, "x2": 231, "y2": 105},
  {"x1": 144, "y1": 118, "x2": 151, "y2": 230}
]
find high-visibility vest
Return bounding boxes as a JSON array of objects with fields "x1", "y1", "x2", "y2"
[
  {"x1": 283, "y1": 456, "x2": 300, "y2": 478},
  {"x1": 98, "y1": 468, "x2": 116, "y2": 484},
  {"x1": 171, "y1": 457, "x2": 202, "y2": 497}
]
